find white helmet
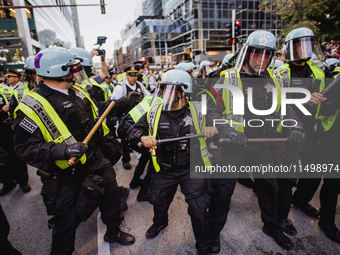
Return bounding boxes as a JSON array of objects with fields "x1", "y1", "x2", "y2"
[{"x1": 34, "y1": 47, "x2": 79, "y2": 78}]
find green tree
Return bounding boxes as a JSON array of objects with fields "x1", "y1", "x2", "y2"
[{"x1": 260, "y1": 0, "x2": 340, "y2": 42}]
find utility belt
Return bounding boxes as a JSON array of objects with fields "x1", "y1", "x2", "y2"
[
  {"x1": 157, "y1": 138, "x2": 190, "y2": 172},
  {"x1": 38, "y1": 169, "x2": 60, "y2": 201},
  {"x1": 38, "y1": 169, "x2": 106, "y2": 222}
]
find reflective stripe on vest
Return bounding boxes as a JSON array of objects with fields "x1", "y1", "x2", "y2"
[
  {"x1": 189, "y1": 101, "x2": 211, "y2": 167},
  {"x1": 72, "y1": 85, "x2": 110, "y2": 137},
  {"x1": 100, "y1": 82, "x2": 113, "y2": 98},
  {"x1": 0, "y1": 85, "x2": 13, "y2": 117},
  {"x1": 147, "y1": 102, "x2": 211, "y2": 172},
  {"x1": 89, "y1": 77, "x2": 108, "y2": 101},
  {"x1": 276, "y1": 60, "x2": 329, "y2": 130},
  {"x1": 222, "y1": 68, "x2": 282, "y2": 133},
  {"x1": 14, "y1": 82, "x2": 30, "y2": 103},
  {"x1": 142, "y1": 74, "x2": 148, "y2": 90},
  {"x1": 117, "y1": 73, "x2": 126, "y2": 82},
  {"x1": 14, "y1": 90, "x2": 87, "y2": 169},
  {"x1": 0, "y1": 85, "x2": 13, "y2": 102},
  {"x1": 128, "y1": 96, "x2": 163, "y2": 123},
  {"x1": 147, "y1": 104, "x2": 163, "y2": 172},
  {"x1": 221, "y1": 68, "x2": 244, "y2": 132}
]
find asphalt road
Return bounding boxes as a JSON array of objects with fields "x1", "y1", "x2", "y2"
[{"x1": 1, "y1": 152, "x2": 340, "y2": 255}]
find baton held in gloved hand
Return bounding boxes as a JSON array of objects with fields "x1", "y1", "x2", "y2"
[
  {"x1": 67, "y1": 101, "x2": 116, "y2": 166},
  {"x1": 137, "y1": 133, "x2": 204, "y2": 147},
  {"x1": 218, "y1": 137, "x2": 288, "y2": 144},
  {"x1": 308, "y1": 74, "x2": 340, "y2": 106}
]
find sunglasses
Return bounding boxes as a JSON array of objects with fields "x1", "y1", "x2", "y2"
[
  {"x1": 7, "y1": 75, "x2": 18, "y2": 78},
  {"x1": 127, "y1": 73, "x2": 138, "y2": 76}
]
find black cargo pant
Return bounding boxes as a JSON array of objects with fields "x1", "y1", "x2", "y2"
[
  {"x1": 44, "y1": 153, "x2": 122, "y2": 255},
  {"x1": 132, "y1": 147, "x2": 151, "y2": 182},
  {"x1": 118, "y1": 125, "x2": 131, "y2": 164},
  {"x1": 148, "y1": 166, "x2": 211, "y2": 250},
  {"x1": 0, "y1": 204, "x2": 21, "y2": 255},
  {"x1": 0, "y1": 134, "x2": 28, "y2": 187},
  {"x1": 292, "y1": 134, "x2": 322, "y2": 207},
  {"x1": 319, "y1": 136, "x2": 340, "y2": 224},
  {"x1": 210, "y1": 143, "x2": 294, "y2": 237}
]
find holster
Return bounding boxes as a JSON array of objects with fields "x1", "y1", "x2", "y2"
[
  {"x1": 38, "y1": 170, "x2": 60, "y2": 201},
  {"x1": 76, "y1": 175, "x2": 107, "y2": 222}
]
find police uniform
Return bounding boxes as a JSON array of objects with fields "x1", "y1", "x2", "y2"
[
  {"x1": 315, "y1": 68, "x2": 340, "y2": 242},
  {"x1": 112, "y1": 65, "x2": 150, "y2": 169},
  {"x1": 88, "y1": 76, "x2": 108, "y2": 102},
  {"x1": 275, "y1": 60, "x2": 333, "y2": 214},
  {"x1": 121, "y1": 96, "x2": 163, "y2": 193},
  {"x1": 0, "y1": 84, "x2": 30, "y2": 195},
  {"x1": 13, "y1": 81, "x2": 131, "y2": 255},
  {"x1": 128, "y1": 101, "x2": 211, "y2": 251},
  {"x1": 207, "y1": 66, "x2": 302, "y2": 246}
]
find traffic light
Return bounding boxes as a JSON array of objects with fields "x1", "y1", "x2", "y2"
[
  {"x1": 226, "y1": 22, "x2": 232, "y2": 45},
  {"x1": 235, "y1": 20, "x2": 241, "y2": 37},
  {"x1": 100, "y1": 0, "x2": 106, "y2": 14},
  {"x1": 226, "y1": 22, "x2": 232, "y2": 40}
]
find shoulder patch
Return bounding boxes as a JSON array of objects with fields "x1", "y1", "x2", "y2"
[{"x1": 19, "y1": 117, "x2": 38, "y2": 134}]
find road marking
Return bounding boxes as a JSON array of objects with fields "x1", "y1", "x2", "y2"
[{"x1": 97, "y1": 213, "x2": 110, "y2": 255}]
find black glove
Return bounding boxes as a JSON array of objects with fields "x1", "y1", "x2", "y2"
[
  {"x1": 287, "y1": 128, "x2": 305, "y2": 145},
  {"x1": 65, "y1": 142, "x2": 88, "y2": 159},
  {"x1": 126, "y1": 91, "x2": 143, "y2": 106},
  {"x1": 227, "y1": 131, "x2": 247, "y2": 148}
]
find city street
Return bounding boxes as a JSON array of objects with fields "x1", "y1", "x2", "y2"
[{"x1": 1, "y1": 152, "x2": 340, "y2": 255}]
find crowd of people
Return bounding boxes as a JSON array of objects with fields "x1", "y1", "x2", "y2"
[{"x1": 0, "y1": 26, "x2": 340, "y2": 255}]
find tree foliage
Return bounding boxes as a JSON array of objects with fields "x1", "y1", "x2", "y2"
[{"x1": 259, "y1": 0, "x2": 340, "y2": 43}]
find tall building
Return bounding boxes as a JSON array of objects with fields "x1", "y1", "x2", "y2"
[
  {"x1": 114, "y1": 0, "x2": 283, "y2": 68},
  {"x1": 0, "y1": 0, "x2": 82, "y2": 71}
]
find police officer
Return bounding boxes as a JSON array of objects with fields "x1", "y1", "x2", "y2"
[
  {"x1": 69, "y1": 48, "x2": 108, "y2": 102},
  {"x1": 112, "y1": 65, "x2": 150, "y2": 170},
  {"x1": 135, "y1": 61, "x2": 149, "y2": 90},
  {"x1": 120, "y1": 95, "x2": 162, "y2": 196},
  {"x1": 128, "y1": 69, "x2": 213, "y2": 255},
  {"x1": 207, "y1": 30, "x2": 305, "y2": 252},
  {"x1": 13, "y1": 47, "x2": 135, "y2": 255},
  {"x1": 101, "y1": 74, "x2": 114, "y2": 98},
  {"x1": 275, "y1": 28, "x2": 333, "y2": 219},
  {"x1": 197, "y1": 61, "x2": 212, "y2": 82},
  {"x1": 5, "y1": 69, "x2": 22, "y2": 90},
  {"x1": 325, "y1": 58, "x2": 340, "y2": 77},
  {"x1": 109, "y1": 68, "x2": 119, "y2": 86},
  {"x1": 0, "y1": 77, "x2": 31, "y2": 196},
  {"x1": 7, "y1": 56, "x2": 39, "y2": 123}
]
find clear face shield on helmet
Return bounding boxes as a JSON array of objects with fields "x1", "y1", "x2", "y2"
[
  {"x1": 236, "y1": 45, "x2": 276, "y2": 77},
  {"x1": 72, "y1": 64, "x2": 92, "y2": 90},
  {"x1": 284, "y1": 36, "x2": 323, "y2": 62},
  {"x1": 153, "y1": 83, "x2": 187, "y2": 111}
]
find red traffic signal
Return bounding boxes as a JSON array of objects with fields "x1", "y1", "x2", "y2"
[
  {"x1": 231, "y1": 38, "x2": 236, "y2": 45},
  {"x1": 235, "y1": 20, "x2": 241, "y2": 26}
]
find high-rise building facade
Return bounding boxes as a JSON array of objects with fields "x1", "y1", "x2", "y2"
[
  {"x1": 114, "y1": 0, "x2": 283, "y2": 68},
  {"x1": 0, "y1": 0, "x2": 81, "y2": 70}
]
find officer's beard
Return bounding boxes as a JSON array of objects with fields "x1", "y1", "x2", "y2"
[{"x1": 64, "y1": 76, "x2": 75, "y2": 89}]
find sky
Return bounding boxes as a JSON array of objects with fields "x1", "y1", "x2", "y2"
[{"x1": 76, "y1": 0, "x2": 138, "y2": 63}]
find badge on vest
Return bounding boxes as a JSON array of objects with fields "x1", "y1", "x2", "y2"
[
  {"x1": 291, "y1": 79, "x2": 303, "y2": 86},
  {"x1": 182, "y1": 115, "x2": 192, "y2": 127},
  {"x1": 61, "y1": 101, "x2": 74, "y2": 109},
  {"x1": 264, "y1": 83, "x2": 275, "y2": 93},
  {"x1": 20, "y1": 117, "x2": 38, "y2": 134}
]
